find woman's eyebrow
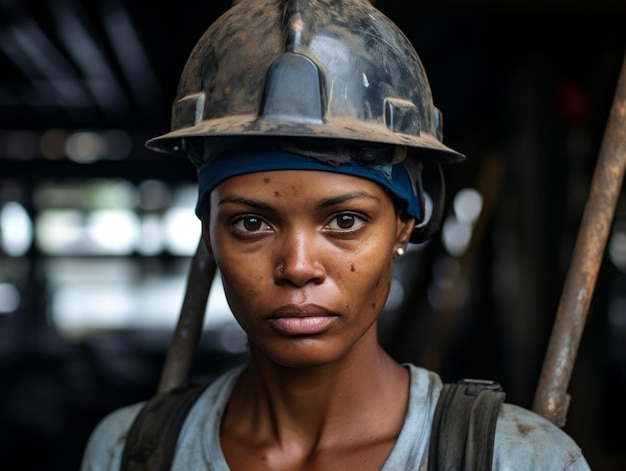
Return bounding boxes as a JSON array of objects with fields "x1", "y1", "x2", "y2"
[
  {"x1": 318, "y1": 192, "x2": 381, "y2": 208},
  {"x1": 217, "y1": 196, "x2": 273, "y2": 210},
  {"x1": 218, "y1": 192, "x2": 380, "y2": 210}
]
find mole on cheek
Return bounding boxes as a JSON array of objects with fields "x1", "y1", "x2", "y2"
[
  {"x1": 263, "y1": 177, "x2": 271, "y2": 183},
  {"x1": 350, "y1": 263, "x2": 355, "y2": 272},
  {"x1": 274, "y1": 191, "x2": 282, "y2": 197}
]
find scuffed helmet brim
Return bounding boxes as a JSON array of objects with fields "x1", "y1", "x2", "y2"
[{"x1": 146, "y1": 115, "x2": 465, "y2": 164}]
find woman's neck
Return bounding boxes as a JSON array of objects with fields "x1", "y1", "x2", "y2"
[{"x1": 223, "y1": 341, "x2": 409, "y2": 453}]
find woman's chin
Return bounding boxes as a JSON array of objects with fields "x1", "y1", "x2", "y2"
[{"x1": 252, "y1": 338, "x2": 351, "y2": 369}]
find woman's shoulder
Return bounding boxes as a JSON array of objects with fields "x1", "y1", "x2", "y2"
[
  {"x1": 401, "y1": 364, "x2": 590, "y2": 470},
  {"x1": 494, "y1": 403, "x2": 591, "y2": 470},
  {"x1": 80, "y1": 401, "x2": 145, "y2": 471},
  {"x1": 80, "y1": 365, "x2": 245, "y2": 471}
]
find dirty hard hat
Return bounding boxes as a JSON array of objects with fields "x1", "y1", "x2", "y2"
[
  {"x1": 147, "y1": 0, "x2": 465, "y2": 243},
  {"x1": 146, "y1": 0, "x2": 464, "y2": 167}
]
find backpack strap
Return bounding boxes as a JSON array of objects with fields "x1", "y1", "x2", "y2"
[
  {"x1": 428, "y1": 379, "x2": 505, "y2": 471},
  {"x1": 120, "y1": 377, "x2": 504, "y2": 471},
  {"x1": 120, "y1": 382, "x2": 211, "y2": 471}
]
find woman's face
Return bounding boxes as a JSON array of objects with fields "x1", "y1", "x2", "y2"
[{"x1": 203, "y1": 170, "x2": 414, "y2": 368}]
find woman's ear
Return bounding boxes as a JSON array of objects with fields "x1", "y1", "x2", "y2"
[{"x1": 395, "y1": 213, "x2": 415, "y2": 249}]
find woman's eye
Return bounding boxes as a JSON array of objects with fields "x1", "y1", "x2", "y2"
[
  {"x1": 328, "y1": 213, "x2": 365, "y2": 231},
  {"x1": 232, "y1": 216, "x2": 269, "y2": 233}
]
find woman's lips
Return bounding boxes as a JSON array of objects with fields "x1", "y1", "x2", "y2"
[{"x1": 268, "y1": 305, "x2": 338, "y2": 336}]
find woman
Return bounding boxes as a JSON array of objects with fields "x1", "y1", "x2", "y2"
[
  {"x1": 82, "y1": 0, "x2": 591, "y2": 469},
  {"x1": 198, "y1": 151, "x2": 416, "y2": 470}
]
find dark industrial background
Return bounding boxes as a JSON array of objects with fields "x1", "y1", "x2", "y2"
[{"x1": 1, "y1": 0, "x2": 626, "y2": 469}]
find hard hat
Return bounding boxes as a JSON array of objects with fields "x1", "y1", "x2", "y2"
[{"x1": 145, "y1": 0, "x2": 464, "y2": 168}]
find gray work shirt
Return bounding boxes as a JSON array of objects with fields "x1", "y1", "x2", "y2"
[{"x1": 81, "y1": 364, "x2": 591, "y2": 470}]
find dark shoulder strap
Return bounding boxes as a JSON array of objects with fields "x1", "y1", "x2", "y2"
[
  {"x1": 120, "y1": 383, "x2": 211, "y2": 471},
  {"x1": 428, "y1": 379, "x2": 506, "y2": 471},
  {"x1": 120, "y1": 377, "x2": 503, "y2": 471}
]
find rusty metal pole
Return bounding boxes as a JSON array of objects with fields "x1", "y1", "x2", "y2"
[
  {"x1": 155, "y1": 0, "x2": 244, "y2": 395},
  {"x1": 533, "y1": 51, "x2": 626, "y2": 427},
  {"x1": 157, "y1": 239, "x2": 216, "y2": 393}
]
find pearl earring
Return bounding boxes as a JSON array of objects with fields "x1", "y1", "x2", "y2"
[{"x1": 395, "y1": 247, "x2": 405, "y2": 258}]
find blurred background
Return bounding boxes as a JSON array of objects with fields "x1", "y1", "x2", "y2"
[{"x1": 1, "y1": 0, "x2": 626, "y2": 469}]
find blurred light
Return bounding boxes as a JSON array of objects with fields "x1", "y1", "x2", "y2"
[
  {"x1": 384, "y1": 276, "x2": 405, "y2": 311},
  {"x1": 39, "y1": 129, "x2": 132, "y2": 160},
  {"x1": 34, "y1": 180, "x2": 137, "y2": 212},
  {"x1": 35, "y1": 210, "x2": 83, "y2": 254},
  {"x1": 206, "y1": 274, "x2": 238, "y2": 327},
  {"x1": 65, "y1": 131, "x2": 104, "y2": 163},
  {"x1": 0, "y1": 202, "x2": 33, "y2": 256},
  {"x1": 609, "y1": 231, "x2": 626, "y2": 273},
  {"x1": 53, "y1": 284, "x2": 134, "y2": 329},
  {"x1": 40, "y1": 129, "x2": 68, "y2": 159},
  {"x1": 454, "y1": 188, "x2": 483, "y2": 225},
  {"x1": 96, "y1": 180, "x2": 137, "y2": 209},
  {"x1": 0, "y1": 283, "x2": 20, "y2": 313},
  {"x1": 138, "y1": 214, "x2": 163, "y2": 255},
  {"x1": 442, "y1": 215, "x2": 472, "y2": 257},
  {"x1": 139, "y1": 180, "x2": 170, "y2": 211},
  {"x1": 163, "y1": 207, "x2": 201, "y2": 256},
  {"x1": 220, "y1": 326, "x2": 248, "y2": 353},
  {"x1": 45, "y1": 258, "x2": 138, "y2": 284},
  {"x1": 86, "y1": 210, "x2": 140, "y2": 254},
  {"x1": 171, "y1": 184, "x2": 198, "y2": 208},
  {"x1": 34, "y1": 184, "x2": 84, "y2": 210},
  {"x1": 609, "y1": 297, "x2": 626, "y2": 329},
  {"x1": 49, "y1": 262, "x2": 240, "y2": 335}
]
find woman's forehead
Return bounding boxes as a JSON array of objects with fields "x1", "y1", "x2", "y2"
[{"x1": 212, "y1": 170, "x2": 386, "y2": 199}]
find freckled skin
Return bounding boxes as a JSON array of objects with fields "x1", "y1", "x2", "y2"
[
  {"x1": 201, "y1": 170, "x2": 415, "y2": 470},
  {"x1": 203, "y1": 170, "x2": 413, "y2": 368}
]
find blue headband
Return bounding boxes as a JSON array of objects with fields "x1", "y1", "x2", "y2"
[{"x1": 196, "y1": 151, "x2": 421, "y2": 219}]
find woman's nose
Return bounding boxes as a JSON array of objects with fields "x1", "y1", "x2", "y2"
[{"x1": 273, "y1": 230, "x2": 326, "y2": 287}]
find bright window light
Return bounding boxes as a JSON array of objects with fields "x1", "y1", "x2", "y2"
[
  {"x1": 454, "y1": 188, "x2": 483, "y2": 226},
  {"x1": 139, "y1": 215, "x2": 164, "y2": 255},
  {"x1": 163, "y1": 207, "x2": 201, "y2": 256},
  {"x1": 49, "y1": 259, "x2": 238, "y2": 335},
  {"x1": 442, "y1": 215, "x2": 472, "y2": 257},
  {"x1": 86, "y1": 210, "x2": 140, "y2": 254},
  {"x1": 36, "y1": 209, "x2": 141, "y2": 255},
  {"x1": 35, "y1": 210, "x2": 84, "y2": 254},
  {"x1": 0, "y1": 202, "x2": 33, "y2": 256}
]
